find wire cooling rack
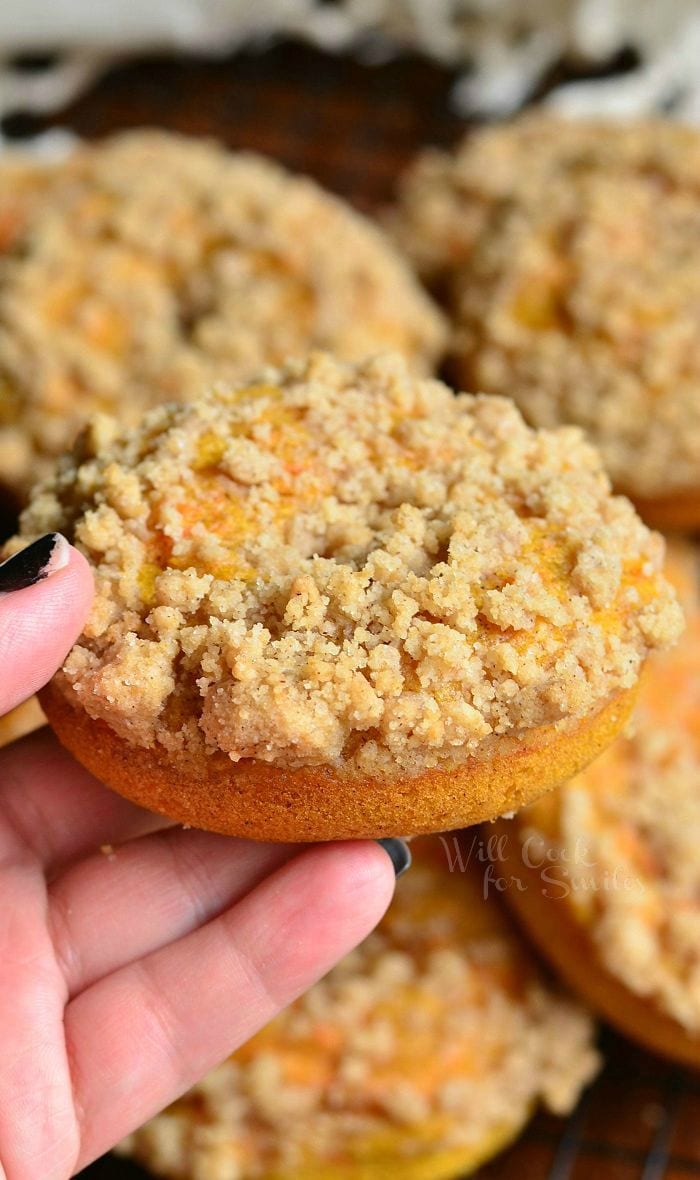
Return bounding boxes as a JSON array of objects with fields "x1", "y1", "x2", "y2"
[{"x1": 3, "y1": 39, "x2": 698, "y2": 1180}]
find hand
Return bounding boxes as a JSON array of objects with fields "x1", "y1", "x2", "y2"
[{"x1": 0, "y1": 535, "x2": 397, "y2": 1180}]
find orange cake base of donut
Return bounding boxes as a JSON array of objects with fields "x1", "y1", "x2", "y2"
[
  {"x1": 177, "y1": 1120, "x2": 532, "y2": 1180},
  {"x1": 491, "y1": 817, "x2": 700, "y2": 1070},
  {"x1": 631, "y1": 487, "x2": 700, "y2": 532},
  {"x1": 0, "y1": 697, "x2": 46, "y2": 749},
  {"x1": 40, "y1": 681, "x2": 636, "y2": 841}
]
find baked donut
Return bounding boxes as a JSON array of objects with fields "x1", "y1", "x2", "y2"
[
  {"x1": 491, "y1": 539, "x2": 700, "y2": 1067},
  {"x1": 0, "y1": 130, "x2": 445, "y2": 500},
  {"x1": 0, "y1": 698, "x2": 45, "y2": 749},
  {"x1": 13, "y1": 352, "x2": 681, "y2": 840},
  {"x1": 0, "y1": 153, "x2": 55, "y2": 255},
  {"x1": 389, "y1": 115, "x2": 700, "y2": 526},
  {"x1": 117, "y1": 837, "x2": 599, "y2": 1180}
]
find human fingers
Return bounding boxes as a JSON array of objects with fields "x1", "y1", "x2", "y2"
[
  {"x1": 0, "y1": 534, "x2": 94, "y2": 716},
  {"x1": 67, "y1": 840, "x2": 396, "y2": 1171},
  {"x1": 0, "y1": 728, "x2": 169, "y2": 876},
  {"x1": 49, "y1": 828, "x2": 300, "y2": 996}
]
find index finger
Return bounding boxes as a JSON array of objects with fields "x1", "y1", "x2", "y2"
[
  {"x1": 0, "y1": 727, "x2": 169, "y2": 875},
  {"x1": 0, "y1": 534, "x2": 94, "y2": 716}
]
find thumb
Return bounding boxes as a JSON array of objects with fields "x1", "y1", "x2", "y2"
[{"x1": 0, "y1": 533, "x2": 94, "y2": 715}]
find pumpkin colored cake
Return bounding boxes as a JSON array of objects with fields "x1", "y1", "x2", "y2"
[
  {"x1": 493, "y1": 540, "x2": 700, "y2": 1067},
  {"x1": 0, "y1": 130, "x2": 445, "y2": 499},
  {"x1": 390, "y1": 115, "x2": 700, "y2": 525},
  {"x1": 10, "y1": 352, "x2": 681, "y2": 839}
]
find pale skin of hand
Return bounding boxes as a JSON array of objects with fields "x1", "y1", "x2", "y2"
[{"x1": 0, "y1": 544, "x2": 396, "y2": 1179}]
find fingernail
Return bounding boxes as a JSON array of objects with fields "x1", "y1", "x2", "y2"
[
  {"x1": 377, "y1": 838, "x2": 412, "y2": 877},
  {"x1": 0, "y1": 533, "x2": 70, "y2": 594}
]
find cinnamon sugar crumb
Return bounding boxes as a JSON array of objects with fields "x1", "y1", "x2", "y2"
[
  {"x1": 13, "y1": 351, "x2": 682, "y2": 775},
  {"x1": 0, "y1": 130, "x2": 445, "y2": 498},
  {"x1": 390, "y1": 115, "x2": 700, "y2": 502}
]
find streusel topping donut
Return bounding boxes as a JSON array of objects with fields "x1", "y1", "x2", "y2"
[
  {"x1": 517, "y1": 540, "x2": 700, "y2": 1031},
  {"x1": 390, "y1": 115, "x2": 700, "y2": 502},
  {"x1": 389, "y1": 114, "x2": 700, "y2": 284},
  {"x1": 0, "y1": 130, "x2": 445, "y2": 497},
  {"x1": 14, "y1": 352, "x2": 682, "y2": 777}
]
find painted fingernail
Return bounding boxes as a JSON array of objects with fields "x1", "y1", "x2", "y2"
[
  {"x1": 377, "y1": 838, "x2": 412, "y2": 877},
  {"x1": 0, "y1": 533, "x2": 70, "y2": 594}
]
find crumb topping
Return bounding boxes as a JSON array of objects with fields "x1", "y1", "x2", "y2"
[
  {"x1": 117, "y1": 843, "x2": 598, "y2": 1179},
  {"x1": 0, "y1": 155, "x2": 53, "y2": 253},
  {"x1": 13, "y1": 352, "x2": 681, "y2": 775},
  {"x1": 390, "y1": 115, "x2": 700, "y2": 500},
  {"x1": 520, "y1": 540, "x2": 700, "y2": 1031},
  {"x1": 0, "y1": 130, "x2": 445, "y2": 498},
  {"x1": 388, "y1": 114, "x2": 700, "y2": 282}
]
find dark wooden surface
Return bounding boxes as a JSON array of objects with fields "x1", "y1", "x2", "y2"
[
  {"x1": 3, "y1": 40, "x2": 697, "y2": 1180},
  {"x1": 4, "y1": 42, "x2": 465, "y2": 212}
]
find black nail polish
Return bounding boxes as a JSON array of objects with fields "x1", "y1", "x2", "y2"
[
  {"x1": 377, "y1": 838, "x2": 412, "y2": 877},
  {"x1": 0, "y1": 533, "x2": 68, "y2": 593}
]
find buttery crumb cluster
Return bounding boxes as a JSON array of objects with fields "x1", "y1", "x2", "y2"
[
  {"x1": 16, "y1": 352, "x2": 681, "y2": 774},
  {"x1": 118, "y1": 848, "x2": 598, "y2": 1179},
  {"x1": 520, "y1": 541, "x2": 700, "y2": 1031},
  {"x1": 390, "y1": 116, "x2": 700, "y2": 500},
  {"x1": 0, "y1": 130, "x2": 445, "y2": 497}
]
